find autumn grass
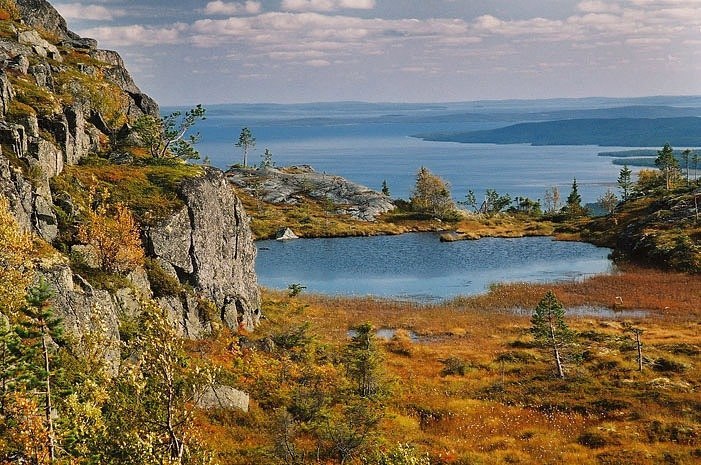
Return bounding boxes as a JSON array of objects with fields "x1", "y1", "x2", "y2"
[
  {"x1": 51, "y1": 161, "x2": 203, "y2": 226},
  {"x1": 189, "y1": 266, "x2": 700, "y2": 464}
]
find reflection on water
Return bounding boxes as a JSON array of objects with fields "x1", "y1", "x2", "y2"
[{"x1": 256, "y1": 233, "x2": 613, "y2": 302}]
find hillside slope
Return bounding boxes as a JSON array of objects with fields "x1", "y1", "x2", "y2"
[{"x1": 0, "y1": 0, "x2": 261, "y2": 351}]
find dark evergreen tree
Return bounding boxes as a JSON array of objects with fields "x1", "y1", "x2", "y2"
[
  {"x1": 617, "y1": 165, "x2": 633, "y2": 201},
  {"x1": 682, "y1": 149, "x2": 692, "y2": 184},
  {"x1": 564, "y1": 178, "x2": 584, "y2": 217},
  {"x1": 0, "y1": 314, "x2": 26, "y2": 414},
  {"x1": 344, "y1": 323, "x2": 382, "y2": 399},
  {"x1": 381, "y1": 180, "x2": 390, "y2": 197}
]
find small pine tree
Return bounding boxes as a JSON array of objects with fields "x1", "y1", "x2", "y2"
[
  {"x1": 235, "y1": 127, "x2": 256, "y2": 167},
  {"x1": 381, "y1": 180, "x2": 390, "y2": 197},
  {"x1": 617, "y1": 165, "x2": 633, "y2": 201},
  {"x1": 531, "y1": 291, "x2": 572, "y2": 379},
  {"x1": 259, "y1": 148, "x2": 274, "y2": 169},
  {"x1": 462, "y1": 189, "x2": 478, "y2": 212},
  {"x1": 345, "y1": 323, "x2": 383, "y2": 398},
  {"x1": 564, "y1": 178, "x2": 584, "y2": 217},
  {"x1": 132, "y1": 105, "x2": 205, "y2": 160},
  {"x1": 623, "y1": 322, "x2": 644, "y2": 372},
  {"x1": 0, "y1": 314, "x2": 25, "y2": 413},
  {"x1": 655, "y1": 143, "x2": 680, "y2": 190}
]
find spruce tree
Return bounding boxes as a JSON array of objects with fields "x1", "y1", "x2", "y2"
[
  {"x1": 345, "y1": 323, "x2": 382, "y2": 398},
  {"x1": 381, "y1": 180, "x2": 390, "y2": 197},
  {"x1": 0, "y1": 314, "x2": 25, "y2": 414},
  {"x1": 531, "y1": 291, "x2": 572, "y2": 379},
  {"x1": 617, "y1": 165, "x2": 633, "y2": 201},
  {"x1": 564, "y1": 178, "x2": 584, "y2": 217}
]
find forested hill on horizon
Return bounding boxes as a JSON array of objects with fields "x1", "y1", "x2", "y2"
[
  {"x1": 417, "y1": 117, "x2": 701, "y2": 147},
  {"x1": 165, "y1": 96, "x2": 701, "y2": 148}
]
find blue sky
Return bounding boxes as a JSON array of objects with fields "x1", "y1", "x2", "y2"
[{"x1": 54, "y1": 0, "x2": 701, "y2": 105}]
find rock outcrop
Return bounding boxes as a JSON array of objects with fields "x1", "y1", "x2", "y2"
[
  {"x1": 228, "y1": 165, "x2": 395, "y2": 221},
  {"x1": 0, "y1": 0, "x2": 261, "y2": 348},
  {"x1": 146, "y1": 168, "x2": 261, "y2": 332},
  {"x1": 610, "y1": 189, "x2": 701, "y2": 272},
  {"x1": 16, "y1": 0, "x2": 73, "y2": 40}
]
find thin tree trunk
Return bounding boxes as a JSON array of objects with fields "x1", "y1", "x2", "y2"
[
  {"x1": 42, "y1": 331, "x2": 55, "y2": 462},
  {"x1": 636, "y1": 332, "x2": 643, "y2": 372},
  {"x1": 549, "y1": 319, "x2": 565, "y2": 379}
]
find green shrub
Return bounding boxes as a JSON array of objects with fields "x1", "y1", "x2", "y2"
[
  {"x1": 144, "y1": 258, "x2": 181, "y2": 298},
  {"x1": 646, "y1": 420, "x2": 698, "y2": 445},
  {"x1": 440, "y1": 356, "x2": 470, "y2": 376},
  {"x1": 652, "y1": 357, "x2": 688, "y2": 373}
]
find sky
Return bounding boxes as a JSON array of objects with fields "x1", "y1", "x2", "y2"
[{"x1": 52, "y1": 0, "x2": 701, "y2": 105}]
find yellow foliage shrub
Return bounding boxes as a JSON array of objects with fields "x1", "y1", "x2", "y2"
[
  {"x1": 77, "y1": 191, "x2": 145, "y2": 273},
  {"x1": 0, "y1": 196, "x2": 33, "y2": 314}
]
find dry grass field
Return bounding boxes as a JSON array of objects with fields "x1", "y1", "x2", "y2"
[{"x1": 190, "y1": 266, "x2": 701, "y2": 464}]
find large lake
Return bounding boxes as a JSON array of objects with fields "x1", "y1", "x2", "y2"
[
  {"x1": 255, "y1": 234, "x2": 613, "y2": 301},
  {"x1": 166, "y1": 101, "x2": 651, "y2": 204}
]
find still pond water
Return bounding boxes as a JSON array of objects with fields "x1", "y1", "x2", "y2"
[{"x1": 255, "y1": 234, "x2": 613, "y2": 302}]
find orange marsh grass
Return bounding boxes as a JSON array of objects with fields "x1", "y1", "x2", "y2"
[{"x1": 198, "y1": 267, "x2": 701, "y2": 465}]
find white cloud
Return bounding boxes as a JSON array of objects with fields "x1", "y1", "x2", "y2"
[
  {"x1": 625, "y1": 37, "x2": 672, "y2": 44},
  {"x1": 281, "y1": 0, "x2": 375, "y2": 12},
  {"x1": 80, "y1": 23, "x2": 188, "y2": 46},
  {"x1": 203, "y1": 1, "x2": 261, "y2": 16},
  {"x1": 306, "y1": 59, "x2": 331, "y2": 66},
  {"x1": 54, "y1": 2, "x2": 125, "y2": 21},
  {"x1": 577, "y1": 1, "x2": 623, "y2": 13}
]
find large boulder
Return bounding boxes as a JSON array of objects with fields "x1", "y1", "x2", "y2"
[{"x1": 146, "y1": 168, "x2": 261, "y2": 331}]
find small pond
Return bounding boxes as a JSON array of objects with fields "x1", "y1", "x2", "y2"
[{"x1": 255, "y1": 233, "x2": 614, "y2": 302}]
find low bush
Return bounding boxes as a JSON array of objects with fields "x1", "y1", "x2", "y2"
[
  {"x1": 144, "y1": 258, "x2": 182, "y2": 298},
  {"x1": 440, "y1": 356, "x2": 470, "y2": 376},
  {"x1": 652, "y1": 357, "x2": 688, "y2": 373},
  {"x1": 578, "y1": 430, "x2": 609, "y2": 449}
]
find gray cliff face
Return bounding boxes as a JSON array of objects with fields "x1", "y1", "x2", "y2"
[
  {"x1": 0, "y1": 3, "x2": 262, "y2": 348},
  {"x1": 16, "y1": 0, "x2": 73, "y2": 40},
  {"x1": 228, "y1": 165, "x2": 395, "y2": 221},
  {"x1": 147, "y1": 168, "x2": 261, "y2": 332}
]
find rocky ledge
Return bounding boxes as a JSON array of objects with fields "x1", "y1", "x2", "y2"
[{"x1": 227, "y1": 165, "x2": 395, "y2": 221}]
